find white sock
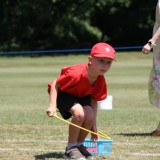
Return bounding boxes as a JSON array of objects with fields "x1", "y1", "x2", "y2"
[
  {"x1": 67, "y1": 143, "x2": 77, "y2": 150},
  {"x1": 157, "y1": 122, "x2": 160, "y2": 131},
  {"x1": 77, "y1": 142, "x2": 83, "y2": 147}
]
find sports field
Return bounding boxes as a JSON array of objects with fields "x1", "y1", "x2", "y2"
[{"x1": 0, "y1": 52, "x2": 160, "y2": 160}]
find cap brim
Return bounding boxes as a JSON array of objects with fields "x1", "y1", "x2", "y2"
[{"x1": 92, "y1": 54, "x2": 116, "y2": 60}]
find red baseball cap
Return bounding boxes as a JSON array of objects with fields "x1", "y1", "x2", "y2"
[{"x1": 90, "y1": 42, "x2": 116, "y2": 60}]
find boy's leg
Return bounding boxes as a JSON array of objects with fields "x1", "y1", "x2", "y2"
[
  {"x1": 57, "y1": 92, "x2": 86, "y2": 159},
  {"x1": 64, "y1": 103, "x2": 86, "y2": 159},
  {"x1": 77, "y1": 106, "x2": 94, "y2": 159},
  {"x1": 77, "y1": 106, "x2": 94, "y2": 142},
  {"x1": 68, "y1": 103, "x2": 86, "y2": 145}
]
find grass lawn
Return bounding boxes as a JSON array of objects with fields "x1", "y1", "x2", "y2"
[{"x1": 0, "y1": 52, "x2": 160, "y2": 160}]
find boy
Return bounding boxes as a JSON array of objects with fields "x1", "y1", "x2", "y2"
[{"x1": 46, "y1": 42, "x2": 116, "y2": 160}]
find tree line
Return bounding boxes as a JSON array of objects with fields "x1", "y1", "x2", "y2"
[{"x1": 0, "y1": 0, "x2": 157, "y2": 51}]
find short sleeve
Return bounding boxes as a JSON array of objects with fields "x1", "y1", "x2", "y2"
[{"x1": 56, "y1": 73, "x2": 77, "y2": 91}]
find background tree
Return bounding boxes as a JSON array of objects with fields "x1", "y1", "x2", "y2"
[
  {"x1": 0, "y1": 0, "x2": 157, "y2": 51},
  {"x1": 90, "y1": 0, "x2": 156, "y2": 46}
]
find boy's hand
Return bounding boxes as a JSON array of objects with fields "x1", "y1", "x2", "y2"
[{"x1": 46, "y1": 106, "x2": 56, "y2": 117}]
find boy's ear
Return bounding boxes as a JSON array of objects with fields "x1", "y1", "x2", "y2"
[
  {"x1": 88, "y1": 56, "x2": 93, "y2": 65},
  {"x1": 88, "y1": 56, "x2": 92, "y2": 62}
]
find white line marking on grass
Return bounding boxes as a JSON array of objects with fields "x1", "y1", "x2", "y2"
[
  {"x1": 126, "y1": 153, "x2": 160, "y2": 157},
  {"x1": 114, "y1": 142, "x2": 160, "y2": 147},
  {"x1": 0, "y1": 148, "x2": 64, "y2": 152},
  {"x1": 1, "y1": 147, "x2": 160, "y2": 158},
  {"x1": 1, "y1": 139, "x2": 67, "y2": 143},
  {"x1": 1, "y1": 139, "x2": 160, "y2": 147}
]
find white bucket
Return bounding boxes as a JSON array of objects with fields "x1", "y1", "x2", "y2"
[{"x1": 98, "y1": 95, "x2": 113, "y2": 110}]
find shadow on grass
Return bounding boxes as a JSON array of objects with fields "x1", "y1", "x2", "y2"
[
  {"x1": 35, "y1": 152, "x2": 63, "y2": 160},
  {"x1": 34, "y1": 152, "x2": 108, "y2": 160},
  {"x1": 116, "y1": 132, "x2": 151, "y2": 137}
]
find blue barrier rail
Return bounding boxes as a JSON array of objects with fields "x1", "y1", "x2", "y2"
[{"x1": 0, "y1": 45, "x2": 143, "y2": 55}]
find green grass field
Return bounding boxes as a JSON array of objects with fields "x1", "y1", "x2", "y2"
[{"x1": 0, "y1": 52, "x2": 160, "y2": 160}]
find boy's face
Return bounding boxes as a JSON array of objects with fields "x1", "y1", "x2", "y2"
[{"x1": 89, "y1": 56, "x2": 113, "y2": 75}]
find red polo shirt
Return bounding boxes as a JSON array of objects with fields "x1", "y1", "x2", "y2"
[{"x1": 48, "y1": 63, "x2": 107, "y2": 101}]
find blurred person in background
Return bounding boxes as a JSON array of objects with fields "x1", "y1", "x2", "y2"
[{"x1": 142, "y1": 0, "x2": 160, "y2": 136}]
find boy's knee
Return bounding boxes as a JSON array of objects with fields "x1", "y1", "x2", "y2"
[
  {"x1": 76, "y1": 113, "x2": 85, "y2": 122},
  {"x1": 71, "y1": 104, "x2": 86, "y2": 122}
]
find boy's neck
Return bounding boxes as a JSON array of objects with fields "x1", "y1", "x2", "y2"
[{"x1": 87, "y1": 66, "x2": 98, "y2": 85}]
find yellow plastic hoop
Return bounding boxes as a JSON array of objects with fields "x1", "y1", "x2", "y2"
[{"x1": 54, "y1": 114, "x2": 111, "y2": 140}]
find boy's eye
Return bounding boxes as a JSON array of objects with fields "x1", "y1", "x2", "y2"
[
  {"x1": 99, "y1": 59, "x2": 112, "y2": 65},
  {"x1": 107, "y1": 61, "x2": 112, "y2": 64},
  {"x1": 99, "y1": 59, "x2": 104, "y2": 63}
]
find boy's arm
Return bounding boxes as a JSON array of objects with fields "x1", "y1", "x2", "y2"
[
  {"x1": 46, "y1": 80, "x2": 59, "y2": 117},
  {"x1": 91, "y1": 98, "x2": 99, "y2": 140}
]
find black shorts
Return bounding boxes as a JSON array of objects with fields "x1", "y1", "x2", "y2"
[{"x1": 57, "y1": 92, "x2": 91, "y2": 119}]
